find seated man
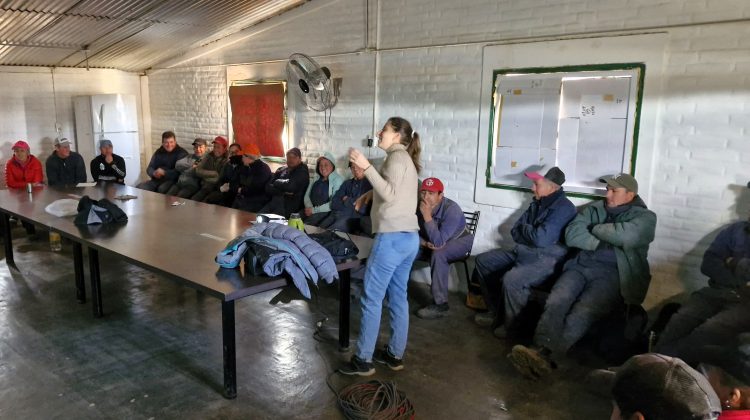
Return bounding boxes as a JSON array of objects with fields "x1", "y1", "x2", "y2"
[
  {"x1": 231, "y1": 144, "x2": 272, "y2": 212},
  {"x1": 167, "y1": 138, "x2": 207, "y2": 198},
  {"x1": 259, "y1": 147, "x2": 309, "y2": 218},
  {"x1": 208, "y1": 143, "x2": 245, "y2": 206},
  {"x1": 317, "y1": 162, "x2": 373, "y2": 233},
  {"x1": 413, "y1": 177, "x2": 474, "y2": 319},
  {"x1": 191, "y1": 136, "x2": 229, "y2": 202},
  {"x1": 303, "y1": 152, "x2": 344, "y2": 226},
  {"x1": 472, "y1": 167, "x2": 576, "y2": 336},
  {"x1": 46, "y1": 138, "x2": 87, "y2": 186},
  {"x1": 654, "y1": 209, "x2": 750, "y2": 365},
  {"x1": 610, "y1": 353, "x2": 720, "y2": 420},
  {"x1": 510, "y1": 173, "x2": 656, "y2": 378},
  {"x1": 697, "y1": 337, "x2": 750, "y2": 417},
  {"x1": 137, "y1": 131, "x2": 188, "y2": 193},
  {"x1": 90, "y1": 139, "x2": 126, "y2": 184}
]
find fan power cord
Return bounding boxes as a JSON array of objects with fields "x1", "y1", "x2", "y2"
[{"x1": 335, "y1": 379, "x2": 415, "y2": 420}]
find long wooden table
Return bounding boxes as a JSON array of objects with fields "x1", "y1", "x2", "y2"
[{"x1": 0, "y1": 183, "x2": 370, "y2": 399}]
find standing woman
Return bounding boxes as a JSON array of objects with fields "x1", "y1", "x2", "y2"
[{"x1": 340, "y1": 117, "x2": 421, "y2": 376}]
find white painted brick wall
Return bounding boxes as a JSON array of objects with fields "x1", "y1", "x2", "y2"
[
  {"x1": 0, "y1": 67, "x2": 142, "y2": 185},
  {"x1": 144, "y1": 1, "x2": 750, "y2": 305},
  {"x1": 148, "y1": 67, "x2": 228, "y2": 153}
]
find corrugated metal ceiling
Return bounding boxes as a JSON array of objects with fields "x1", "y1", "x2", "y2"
[{"x1": 0, "y1": 0, "x2": 305, "y2": 72}]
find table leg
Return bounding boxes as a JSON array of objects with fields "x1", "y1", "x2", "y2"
[
  {"x1": 88, "y1": 248, "x2": 102, "y2": 318},
  {"x1": 73, "y1": 242, "x2": 86, "y2": 303},
  {"x1": 1, "y1": 213, "x2": 16, "y2": 270},
  {"x1": 222, "y1": 300, "x2": 237, "y2": 399},
  {"x1": 338, "y1": 268, "x2": 351, "y2": 351}
]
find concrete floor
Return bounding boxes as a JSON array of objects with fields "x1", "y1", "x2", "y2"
[{"x1": 0, "y1": 228, "x2": 611, "y2": 419}]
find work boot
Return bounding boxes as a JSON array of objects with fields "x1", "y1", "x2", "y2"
[
  {"x1": 373, "y1": 346, "x2": 404, "y2": 371},
  {"x1": 416, "y1": 303, "x2": 449, "y2": 319},
  {"x1": 338, "y1": 355, "x2": 375, "y2": 376},
  {"x1": 508, "y1": 345, "x2": 554, "y2": 380},
  {"x1": 474, "y1": 311, "x2": 496, "y2": 327}
]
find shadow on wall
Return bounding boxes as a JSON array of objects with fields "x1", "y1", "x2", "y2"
[{"x1": 659, "y1": 183, "x2": 750, "y2": 308}]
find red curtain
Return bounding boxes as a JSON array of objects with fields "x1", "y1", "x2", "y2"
[{"x1": 229, "y1": 84, "x2": 285, "y2": 157}]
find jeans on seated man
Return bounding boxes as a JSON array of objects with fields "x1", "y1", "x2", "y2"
[
  {"x1": 317, "y1": 162, "x2": 373, "y2": 233},
  {"x1": 471, "y1": 167, "x2": 576, "y2": 336},
  {"x1": 412, "y1": 177, "x2": 474, "y2": 319},
  {"x1": 509, "y1": 173, "x2": 657, "y2": 379},
  {"x1": 654, "y1": 203, "x2": 750, "y2": 365}
]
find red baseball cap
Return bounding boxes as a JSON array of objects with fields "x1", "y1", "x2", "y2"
[
  {"x1": 12, "y1": 140, "x2": 30, "y2": 151},
  {"x1": 213, "y1": 136, "x2": 228, "y2": 148},
  {"x1": 421, "y1": 177, "x2": 444, "y2": 193}
]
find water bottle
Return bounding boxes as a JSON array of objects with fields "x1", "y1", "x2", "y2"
[
  {"x1": 49, "y1": 230, "x2": 62, "y2": 252},
  {"x1": 288, "y1": 213, "x2": 305, "y2": 231}
]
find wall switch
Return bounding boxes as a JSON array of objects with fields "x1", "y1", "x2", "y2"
[{"x1": 367, "y1": 137, "x2": 374, "y2": 147}]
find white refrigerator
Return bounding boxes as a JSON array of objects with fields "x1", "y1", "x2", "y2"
[{"x1": 74, "y1": 94, "x2": 141, "y2": 186}]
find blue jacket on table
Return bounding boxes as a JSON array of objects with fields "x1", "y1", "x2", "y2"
[
  {"x1": 417, "y1": 197, "x2": 467, "y2": 248},
  {"x1": 511, "y1": 188, "x2": 576, "y2": 252},
  {"x1": 701, "y1": 221, "x2": 750, "y2": 290}
]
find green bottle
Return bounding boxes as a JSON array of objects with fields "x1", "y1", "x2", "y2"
[{"x1": 288, "y1": 213, "x2": 305, "y2": 231}]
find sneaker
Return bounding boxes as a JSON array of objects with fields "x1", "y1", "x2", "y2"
[
  {"x1": 416, "y1": 303, "x2": 449, "y2": 319},
  {"x1": 508, "y1": 345, "x2": 553, "y2": 380},
  {"x1": 493, "y1": 325, "x2": 508, "y2": 339},
  {"x1": 338, "y1": 355, "x2": 375, "y2": 376},
  {"x1": 373, "y1": 346, "x2": 404, "y2": 371},
  {"x1": 474, "y1": 311, "x2": 496, "y2": 327}
]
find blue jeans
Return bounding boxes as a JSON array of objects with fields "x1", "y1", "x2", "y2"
[{"x1": 355, "y1": 231, "x2": 419, "y2": 361}]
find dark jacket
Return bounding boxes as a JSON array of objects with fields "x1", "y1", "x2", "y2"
[
  {"x1": 145, "y1": 145, "x2": 188, "y2": 181},
  {"x1": 330, "y1": 177, "x2": 373, "y2": 217},
  {"x1": 418, "y1": 197, "x2": 467, "y2": 248},
  {"x1": 263, "y1": 163, "x2": 310, "y2": 217},
  {"x1": 701, "y1": 221, "x2": 750, "y2": 290},
  {"x1": 90, "y1": 154, "x2": 126, "y2": 184},
  {"x1": 46, "y1": 151, "x2": 87, "y2": 186},
  {"x1": 565, "y1": 196, "x2": 657, "y2": 305},
  {"x1": 512, "y1": 188, "x2": 576, "y2": 249},
  {"x1": 232, "y1": 159, "x2": 272, "y2": 211}
]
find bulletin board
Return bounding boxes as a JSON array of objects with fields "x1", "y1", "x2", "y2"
[
  {"x1": 474, "y1": 34, "x2": 667, "y2": 209},
  {"x1": 488, "y1": 64, "x2": 644, "y2": 196}
]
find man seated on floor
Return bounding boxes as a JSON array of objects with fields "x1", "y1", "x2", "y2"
[
  {"x1": 46, "y1": 137, "x2": 87, "y2": 186},
  {"x1": 259, "y1": 147, "x2": 310, "y2": 218},
  {"x1": 137, "y1": 131, "x2": 188, "y2": 193},
  {"x1": 472, "y1": 167, "x2": 576, "y2": 336},
  {"x1": 317, "y1": 162, "x2": 373, "y2": 233},
  {"x1": 653, "y1": 202, "x2": 750, "y2": 365},
  {"x1": 414, "y1": 177, "x2": 474, "y2": 319},
  {"x1": 609, "y1": 353, "x2": 721, "y2": 420},
  {"x1": 509, "y1": 173, "x2": 656, "y2": 379}
]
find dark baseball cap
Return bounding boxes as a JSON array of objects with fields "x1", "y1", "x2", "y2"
[
  {"x1": 524, "y1": 166, "x2": 566, "y2": 186},
  {"x1": 696, "y1": 336, "x2": 750, "y2": 386},
  {"x1": 192, "y1": 138, "x2": 207, "y2": 146},
  {"x1": 611, "y1": 353, "x2": 721, "y2": 420},
  {"x1": 600, "y1": 173, "x2": 638, "y2": 194}
]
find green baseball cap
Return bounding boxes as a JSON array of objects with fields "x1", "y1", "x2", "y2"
[{"x1": 599, "y1": 173, "x2": 638, "y2": 194}]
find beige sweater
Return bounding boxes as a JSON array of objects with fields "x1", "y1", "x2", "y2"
[{"x1": 364, "y1": 143, "x2": 419, "y2": 234}]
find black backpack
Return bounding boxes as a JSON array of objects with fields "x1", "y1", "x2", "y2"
[{"x1": 308, "y1": 231, "x2": 359, "y2": 262}]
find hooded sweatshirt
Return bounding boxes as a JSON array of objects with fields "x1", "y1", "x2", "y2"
[{"x1": 303, "y1": 152, "x2": 344, "y2": 214}]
